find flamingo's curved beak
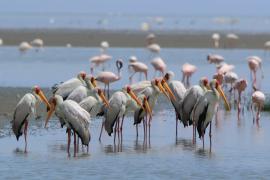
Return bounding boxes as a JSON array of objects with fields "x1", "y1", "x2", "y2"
[
  {"x1": 37, "y1": 90, "x2": 51, "y2": 111},
  {"x1": 217, "y1": 85, "x2": 230, "y2": 111},
  {"x1": 161, "y1": 80, "x2": 176, "y2": 101},
  {"x1": 45, "y1": 101, "x2": 55, "y2": 128},
  {"x1": 143, "y1": 97, "x2": 152, "y2": 118}
]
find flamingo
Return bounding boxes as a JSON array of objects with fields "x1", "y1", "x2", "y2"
[
  {"x1": 0, "y1": 38, "x2": 3, "y2": 45},
  {"x1": 146, "y1": 33, "x2": 156, "y2": 45},
  {"x1": 90, "y1": 54, "x2": 112, "y2": 74},
  {"x1": 11, "y1": 86, "x2": 51, "y2": 152},
  {"x1": 212, "y1": 33, "x2": 220, "y2": 48},
  {"x1": 251, "y1": 91, "x2": 265, "y2": 123},
  {"x1": 147, "y1": 43, "x2": 160, "y2": 54},
  {"x1": 151, "y1": 57, "x2": 166, "y2": 77},
  {"x1": 217, "y1": 62, "x2": 234, "y2": 75},
  {"x1": 207, "y1": 54, "x2": 224, "y2": 64},
  {"x1": 95, "y1": 59, "x2": 123, "y2": 98},
  {"x1": 45, "y1": 95, "x2": 91, "y2": 157},
  {"x1": 103, "y1": 86, "x2": 150, "y2": 143},
  {"x1": 128, "y1": 58, "x2": 148, "y2": 84},
  {"x1": 52, "y1": 71, "x2": 86, "y2": 100},
  {"x1": 191, "y1": 79, "x2": 230, "y2": 151},
  {"x1": 19, "y1": 41, "x2": 32, "y2": 53},
  {"x1": 247, "y1": 56, "x2": 263, "y2": 88},
  {"x1": 100, "y1": 41, "x2": 109, "y2": 54},
  {"x1": 31, "y1": 38, "x2": 44, "y2": 51},
  {"x1": 234, "y1": 79, "x2": 247, "y2": 118},
  {"x1": 224, "y1": 71, "x2": 238, "y2": 92},
  {"x1": 181, "y1": 63, "x2": 197, "y2": 88},
  {"x1": 226, "y1": 33, "x2": 239, "y2": 48}
]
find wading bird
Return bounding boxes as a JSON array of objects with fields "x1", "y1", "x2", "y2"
[
  {"x1": 181, "y1": 63, "x2": 197, "y2": 88},
  {"x1": 103, "y1": 86, "x2": 150, "y2": 143},
  {"x1": 52, "y1": 71, "x2": 86, "y2": 100},
  {"x1": 151, "y1": 57, "x2": 166, "y2": 77},
  {"x1": 19, "y1": 41, "x2": 32, "y2": 53},
  {"x1": 212, "y1": 33, "x2": 220, "y2": 48},
  {"x1": 95, "y1": 59, "x2": 123, "y2": 98},
  {"x1": 251, "y1": 90, "x2": 265, "y2": 123},
  {"x1": 90, "y1": 54, "x2": 112, "y2": 74},
  {"x1": 191, "y1": 79, "x2": 230, "y2": 151},
  {"x1": 207, "y1": 54, "x2": 224, "y2": 64},
  {"x1": 12, "y1": 86, "x2": 50, "y2": 152},
  {"x1": 180, "y1": 77, "x2": 210, "y2": 142},
  {"x1": 45, "y1": 95, "x2": 91, "y2": 157},
  {"x1": 128, "y1": 58, "x2": 148, "y2": 84},
  {"x1": 234, "y1": 79, "x2": 247, "y2": 118},
  {"x1": 31, "y1": 38, "x2": 44, "y2": 51},
  {"x1": 247, "y1": 56, "x2": 263, "y2": 88}
]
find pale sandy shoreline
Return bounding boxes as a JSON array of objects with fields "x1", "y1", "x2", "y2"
[{"x1": 1, "y1": 28, "x2": 270, "y2": 49}]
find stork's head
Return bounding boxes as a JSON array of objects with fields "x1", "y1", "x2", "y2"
[
  {"x1": 32, "y1": 85, "x2": 51, "y2": 111},
  {"x1": 45, "y1": 95, "x2": 63, "y2": 128},
  {"x1": 161, "y1": 79, "x2": 176, "y2": 101},
  {"x1": 78, "y1": 71, "x2": 86, "y2": 80},
  {"x1": 152, "y1": 79, "x2": 170, "y2": 100},
  {"x1": 124, "y1": 85, "x2": 144, "y2": 109},
  {"x1": 199, "y1": 77, "x2": 210, "y2": 90},
  {"x1": 210, "y1": 79, "x2": 230, "y2": 111}
]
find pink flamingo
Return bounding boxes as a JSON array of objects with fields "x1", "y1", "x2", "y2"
[
  {"x1": 234, "y1": 79, "x2": 247, "y2": 119},
  {"x1": 90, "y1": 54, "x2": 112, "y2": 74},
  {"x1": 146, "y1": 33, "x2": 156, "y2": 45},
  {"x1": 251, "y1": 90, "x2": 265, "y2": 123},
  {"x1": 128, "y1": 57, "x2": 148, "y2": 84},
  {"x1": 95, "y1": 59, "x2": 123, "y2": 98},
  {"x1": 207, "y1": 54, "x2": 224, "y2": 64},
  {"x1": 247, "y1": 56, "x2": 263, "y2": 88},
  {"x1": 217, "y1": 63, "x2": 234, "y2": 75},
  {"x1": 151, "y1": 57, "x2": 166, "y2": 77},
  {"x1": 181, "y1": 63, "x2": 197, "y2": 88}
]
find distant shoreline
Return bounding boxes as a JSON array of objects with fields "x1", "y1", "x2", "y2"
[{"x1": 0, "y1": 28, "x2": 270, "y2": 49}]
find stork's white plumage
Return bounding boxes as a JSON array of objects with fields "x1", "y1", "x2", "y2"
[
  {"x1": 191, "y1": 79, "x2": 230, "y2": 151},
  {"x1": 12, "y1": 86, "x2": 50, "y2": 152},
  {"x1": 45, "y1": 95, "x2": 91, "y2": 156},
  {"x1": 53, "y1": 71, "x2": 86, "y2": 100}
]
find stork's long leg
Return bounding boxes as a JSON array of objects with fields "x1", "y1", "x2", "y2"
[
  {"x1": 175, "y1": 112, "x2": 178, "y2": 139},
  {"x1": 120, "y1": 115, "x2": 125, "y2": 142},
  {"x1": 99, "y1": 121, "x2": 104, "y2": 142},
  {"x1": 74, "y1": 131, "x2": 77, "y2": 157},
  {"x1": 114, "y1": 118, "x2": 119, "y2": 145},
  {"x1": 209, "y1": 122, "x2": 212, "y2": 153},
  {"x1": 67, "y1": 128, "x2": 71, "y2": 156},
  {"x1": 107, "y1": 83, "x2": 110, "y2": 99},
  {"x1": 77, "y1": 135, "x2": 79, "y2": 152},
  {"x1": 136, "y1": 124, "x2": 138, "y2": 139},
  {"x1": 24, "y1": 120, "x2": 28, "y2": 153},
  {"x1": 148, "y1": 115, "x2": 152, "y2": 146}
]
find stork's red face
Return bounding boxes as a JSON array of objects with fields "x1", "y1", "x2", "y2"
[
  {"x1": 203, "y1": 78, "x2": 208, "y2": 86},
  {"x1": 33, "y1": 85, "x2": 51, "y2": 111},
  {"x1": 80, "y1": 72, "x2": 86, "y2": 80},
  {"x1": 126, "y1": 86, "x2": 131, "y2": 93}
]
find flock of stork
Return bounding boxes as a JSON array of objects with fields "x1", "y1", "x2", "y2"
[{"x1": 11, "y1": 33, "x2": 266, "y2": 157}]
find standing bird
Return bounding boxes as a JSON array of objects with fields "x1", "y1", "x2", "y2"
[
  {"x1": 100, "y1": 41, "x2": 109, "y2": 54},
  {"x1": 31, "y1": 38, "x2": 44, "y2": 51},
  {"x1": 45, "y1": 95, "x2": 91, "y2": 157},
  {"x1": 95, "y1": 59, "x2": 123, "y2": 98},
  {"x1": 180, "y1": 77, "x2": 210, "y2": 141},
  {"x1": 212, "y1": 33, "x2": 220, "y2": 48},
  {"x1": 226, "y1": 33, "x2": 239, "y2": 48},
  {"x1": 251, "y1": 91, "x2": 265, "y2": 123},
  {"x1": 0, "y1": 38, "x2": 3, "y2": 46},
  {"x1": 90, "y1": 54, "x2": 112, "y2": 74},
  {"x1": 217, "y1": 62, "x2": 234, "y2": 75},
  {"x1": 147, "y1": 43, "x2": 161, "y2": 54},
  {"x1": 207, "y1": 54, "x2": 224, "y2": 64},
  {"x1": 128, "y1": 58, "x2": 148, "y2": 84},
  {"x1": 162, "y1": 72, "x2": 186, "y2": 137},
  {"x1": 19, "y1": 41, "x2": 32, "y2": 53},
  {"x1": 52, "y1": 71, "x2": 86, "y2": 100},
  {"x1": 11, "y1": 86, "x2": 51, "y2": 152},
  {"x1": 146, "y1": 33, "x2": 156, "y2": 45},
  {"x1": 247, "y1": 56, "x2": 263, "y2": 88},
  {"x1": 151, "y1": 57, "x2": 166, "y2": 77},
  {"x1": 234, "y1": 79, "x2": 247, "y2": 119},
  {"x1": 181, "y1": 63, "x2": 197, "y2": 88},
  {"x1": 133, "y1": 79, "x2": 174, "y2": 141},
  {"x1": 191, "y1": 79, "x2": 230, "y2": 151},
  {"x1": 103, "y1": 86, "x2": 150, "y2": 143},
  {"x1": 224, "y1": 71, "x2": 238, "y2": 92}
]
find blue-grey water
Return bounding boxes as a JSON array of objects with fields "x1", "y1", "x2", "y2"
[{"x1": 0, "y1": 46, "x2": 270, "y2": 178}]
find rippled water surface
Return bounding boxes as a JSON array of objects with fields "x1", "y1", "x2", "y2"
[{"x1": 0, "y1": 47, "x2": 270, "y2": 179}]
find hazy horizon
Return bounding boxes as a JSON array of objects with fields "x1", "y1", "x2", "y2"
[{"x1": 1, "y1": 0, "x2": 269, "y2": 17}]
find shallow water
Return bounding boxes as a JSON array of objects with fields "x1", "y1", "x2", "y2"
[
  {"x1": 0, "y1": 46, "x2": 270, "y2": 178},
  {"x1": 0, "y1": 46, "x2": 269, "y2": 93},
  {"x1": 0, "y1": 103, "x2": 270, "y2": 179}
]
